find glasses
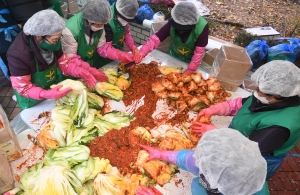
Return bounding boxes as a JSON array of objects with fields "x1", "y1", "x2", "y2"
[{"x1": 44, "y1": 37, "x2": 61, "y2": 45}]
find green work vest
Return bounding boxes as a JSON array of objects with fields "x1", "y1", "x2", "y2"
[
  {"x1": 14, "y1": 51, "x2": 63, "y2": 110},
  {"x1": 168, "y1": 16, "x2": 207, "y2": 63},
  {"x1": 98, "y1": 3, "x2": 127, "y2": 66},
  {"x1": 232, "y1": 95, "x2": 300, "y2": 156},
  {"x1": 66, "y1": 13, "x2": 104, "y2": 69}
]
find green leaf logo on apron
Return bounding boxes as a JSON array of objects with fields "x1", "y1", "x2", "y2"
[
  {"x1": 87, "y1": 48, "x2": 95, "y2": 58},
  {"x1": 119, "y1": 34, "x2": 125, "y2": 44},
  {"x1": 177, "y1": 46, "x2": 191, "y2": 56},
  {"x1": 45, "y1": 66, "x2": 57, "y2": 82}
]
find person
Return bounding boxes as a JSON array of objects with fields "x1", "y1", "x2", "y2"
[
  {"x1": 191, "y1": 60, "x2": 300, "y2": 179},
  {"x1": 3, "y1": 0, "x2": 64, "y2": 27},
  {"x1": 7, "y1": 10, "x2": 107, "y2": 110},
  {"x1": 0, "y1": 0, "x2": 21, "y2": 86},
  {"x1": 96, "y1": 0, "x2": 139, "y2": 66},
  {"x1": 137, "y1": 128, "x2": 269, "y2": 195},
  {"x1": 134, "y1": 2, "x2": 208, "y2": 73},
  {"x1": 62, "y1": 0, "x2": 133, "y2": 69}
]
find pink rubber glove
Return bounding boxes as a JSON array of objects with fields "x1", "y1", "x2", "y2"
[
  {"x1": 184, "y1": 46, "x2": 206, "y2": 73},
  {"x1": 136, "y1": 185, "x2": 162, "y2": 195},
  {"x1": 57, "y1": 54, "x2": 97, "y2": 87},
  {"x1": 124, "y1": 25, "x2": 138, "y2": 53},
  {"x1": 134, "y1": 34, "x2": 161, "y2": 63},
  {"x1": 68, "y1": 64, "x2": 97, "y2": 88},
  {"x1": 97, "y1": 42, "x2": 134, "y2": 63},
  {"x1": 139, "y1": 144, "x2": 178, "y2": 164},
  {"x1": 196, "y1": 98, "x2": 243, "y2": 121},
  {"x1": 191, "y1": 121, "x2": 216, "y2": 136},
  {"x1": 28, "y1": 85, "x2": 71, "y2": 100},
  {"x1": 73, "y1": 58, "x2": 108, "y2": 82}
]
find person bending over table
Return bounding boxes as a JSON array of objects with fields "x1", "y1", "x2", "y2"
[
  {"x1": 134, "y1": 2, "x2": 208, "y2": 73},
  {"x1": 191, "y1": 60, "x2": 300, "y2": 179}
]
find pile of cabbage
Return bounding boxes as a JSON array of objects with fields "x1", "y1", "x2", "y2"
[
  {"x1": 36, "y1": 79, "x2": 135, "y2": 149},
  {"x1": 5, "y1": 79, "x2": 137, "y2": 195},
  {"x1": 7, "y1": 145, "x2": 112, "y2": 195}
]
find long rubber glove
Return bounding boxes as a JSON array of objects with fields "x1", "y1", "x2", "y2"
[
  {"x1": 97, "y1": 42, "x2": 134, "y2": 63},
  {"x1": 184, "y1": 46, "x2": 206, "y2": 73},
  {"x1": 124, "y1": 25, "x2": 138, "y2": 53},
  {"x1": 57, "y1": 54, "x2": 97, "y2": 88},
  {"x1": 10, "y1": 75, "x2": 71, "y2": 100},
  {"x1": 69, "y1": 55, "x2": 107, "y2": 82},
  {"x1": 134, "y1": 34, "x2": 161, "y2": 63},
  {"x1": 191, "y1": 122, "x2": 217, "y2": 136},
  {"x1": 136, "y1": 186, "x2": 162, "y2": 195},
  {"x1": 195, "y1": 97, "x2": 243, "y2": 121},
  {"x1": 139, "y1": 144, "x2": 179, "y2": 164},
  {"x1": 27, "y1": 85, "x2": 71, "y2": 100}
]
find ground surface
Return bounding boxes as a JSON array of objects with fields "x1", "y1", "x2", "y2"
[{"x1": 201, "y1": 0, "x2": 300, "y2": 42}]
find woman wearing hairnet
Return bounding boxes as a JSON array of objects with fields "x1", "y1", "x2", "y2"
[
  {"x1": 61, "y1": 0, "x2": 134, "y2": 69},
  {"x1": 191, "y1": 60, "x2": 300, "y2": 179},
  {"x1": 96, "y1": 0, "x2": 139, "y2": 66},
  {"x1": 134, "y1": 2, "x2": 208, "y2": 73},
  {"x1": 137, "y1": 128, "x2": 269, "y2": 195},
  {"x1": 7, "y1": 10, "x2": 106, "y2": 110}
]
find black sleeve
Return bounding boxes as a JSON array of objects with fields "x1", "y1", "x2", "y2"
[
  {"x1": 242, "y1": 96, "x2": 250, "y2": 104},
  {"x1": 249, "y1": 126, "x2": 290, "y2": 156},
  {"x1": 195, "y1": 24, "x2": 209, "y2": 47},
  {"x1": 104, "y1": 24, "x2": 113, "y2": 42}
]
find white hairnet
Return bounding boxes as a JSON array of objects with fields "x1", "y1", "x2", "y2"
[
  {"x1": 171, "y1": 2, "x2": 199, "y2": 25},
  {"x1": 194, "y1": 128, "x2": 267, "y2": 195},
  {"x1": 82, "y1": 0, "x2": 112, "y2": 24},
  {"x1": 23, "y1": 10, "x2": 65, "y2": 36},
  {"x1": 116, "y1": 0, "x2": 139, "y2": 19},
  {"x1": 251, "y1": 60, "x2": 300, "y2": 97}
]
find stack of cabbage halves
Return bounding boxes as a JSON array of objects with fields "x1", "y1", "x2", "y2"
[{"x1": 5, "y1": 78, "x2": 136, "y2": 195}]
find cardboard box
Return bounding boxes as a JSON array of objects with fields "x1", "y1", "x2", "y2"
[
  {"x1": 0, "y1": 152, "x2": 14, "y2": 194},
  {"x1": 151, "y1": 21, "x2": 171, "y2": 54},
  {"x1": 212, "y1": 46, "x2": 252, "y2": 91},
  {"x1": 0, "y1": 105, "x2": 22, "y2": 162},
  {"x1": 199, "y1": 48, "x2": 219, "y2": 73}
]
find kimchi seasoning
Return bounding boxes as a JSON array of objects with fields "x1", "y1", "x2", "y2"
[
  {"x1": 89, "y1": 62, "x2": 191, "y2": 175},
  {"x1": 89, "y1": 120, "x2": 153, "y2": 174}
]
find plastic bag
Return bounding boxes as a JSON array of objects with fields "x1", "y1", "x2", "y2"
[
  {"x1": 0, "y1": 57, "x2": 9, "y2": 80},
  {"x1": 245, "y1": 40, "x2": 269, "y2": 71},
  {"x1": 287, "y1": 38, "x2": 300, "y2": 59},
  {"x1": 264, "y1": 154, "x2": 298, "y2": 180},
  {"x1": 151, "y1": 0, "x2": 175, "y2": 7},
  {"x1": 152, "y1": 11, "x2": 165, "y2": 22},
  {"x1": 267, "y1": 43, "x2": 295, "y2": 62},
  {"x1": 135, "y1": 4, "x2": 154, "y2": 24}
]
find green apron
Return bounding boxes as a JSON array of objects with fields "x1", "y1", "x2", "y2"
[
  {"x1": 168, "y1": 16, "x2": 207, "y2": 63},
  {"x1": 50, "y1": 0, "x2": 64, "y2": 18},
  {"x1": 98, "y1": 3, "x2": 127, "y2": 66},
  {"x1": 15, "y1": 55, "x2": 62, "y2": 110},
  {"x1": 232, "y1": 95, "x2": 300, "y2": 156},
  {"x1": 66, "y1": 13, "x2": 104, "y2": 69}
]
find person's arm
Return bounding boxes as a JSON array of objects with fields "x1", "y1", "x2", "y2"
[
  {"x1": 61, "y1": 27, "x2": 78, "y2": 57},
  {"x1": 155, "y1": 19, "x2": 172, "y2": 42},
  {"x1": 124, "y1": 25, "x2": 137, "y2": 53},
  {"x1": 248, "y1": 126, "x2": 290, "y2": 156},
  {"x1": 97, "y1": 27, "x2": 134, "y2": 63},
  {"x1": 8, "y1": 51, "x2": 71, "y2": 100},
  {"x1": 176, "y1": 150, "x2": 199, "y2": 176},
  {"x1": 195, "y1": 24, "x2": 209, "y2": 48},
  {"x1": 134, "y1": 20, "x2": 172, "y2": 63},
  {"x1": 185, "y1": 25, "x2": 209, "y2": 73}
]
